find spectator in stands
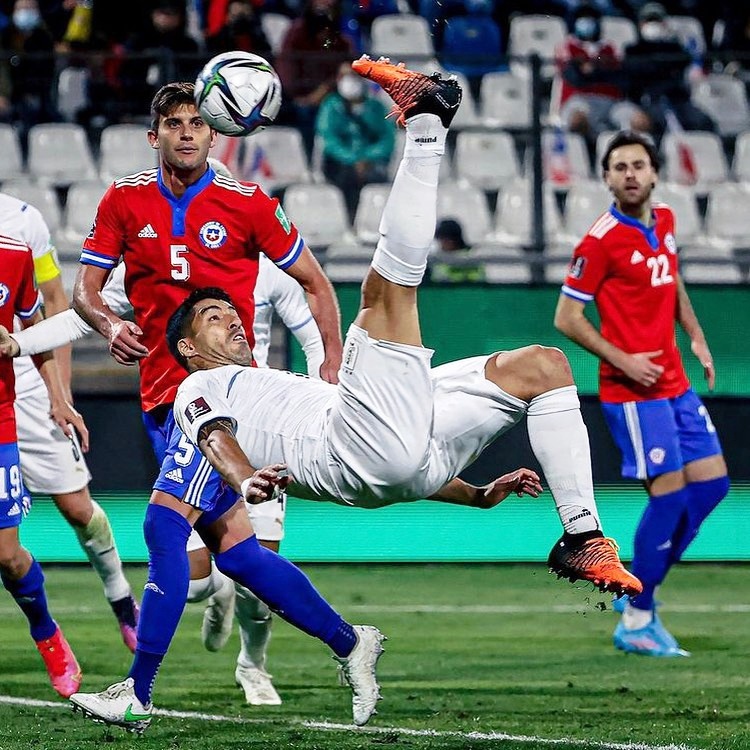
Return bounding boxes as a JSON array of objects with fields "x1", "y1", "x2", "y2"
[
  {"x1": 722, "y1": 10, "x2": 750, "y2": 91},
  {"x1": 429, "y1": 219, "x2": 485, "y2": 283},
  {"x1": 315, "y1": 61, "x2": 394, "y2": 221},
  {"x1": 553, "y1": 2, "x2": 623, "y2": 146},
  {"x1": 205, "y1": 0, "x2": 271, "y2": 56},
  {"x1": 617, "y1": 2, "x2": 714, "y2": 136},
  {"x1": 275, "y1": 0, "x2": 355, "y2": 152},
  {"x1": 0, "y1": 0, "x2": 58, "y2": 133}
]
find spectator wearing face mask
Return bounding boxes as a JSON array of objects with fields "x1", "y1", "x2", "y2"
[
  {"x1": 0, "y1": 0, "x2": 58, "y2": 131},
  {"x1": 315, "y1": 61, "x2": 395, "y2": 221},
  {"x1": 617, "y1": 2, "x2": 714, "y2": 135},
  {"x1": 552, "y1": 2, "x2": 624, "y2": 143}
]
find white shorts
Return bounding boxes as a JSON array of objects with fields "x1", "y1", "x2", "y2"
[
  {"x1": 324, "y1": 326, "x2": 528, "y2": 507},
  {"x1": 186, "y1": 496, "x2": 287, "y2": 552},
  {"x1": 14, "y1": 386, "x2": 91, "y2": 495}
]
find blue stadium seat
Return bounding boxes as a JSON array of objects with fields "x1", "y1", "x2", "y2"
[{"x1": 440, "y1": 16, "x2": 504, "y2": 79}]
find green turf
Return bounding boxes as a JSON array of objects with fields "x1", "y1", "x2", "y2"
[{"x1": 1, "y1": 564, "x2": 749, "y2": 750}]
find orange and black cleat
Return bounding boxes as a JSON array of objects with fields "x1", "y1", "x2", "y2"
[
  {"x1": 36, "y1": 625, "x2": 82, "y2": 698},
  {"x1": 547, "y1": 534, "x2": 643, "y2": 598},
  {"x1": 351, "y1": 55, "x2": 462, "y2": 127}
]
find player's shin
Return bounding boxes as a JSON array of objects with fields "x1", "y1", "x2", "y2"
[
  {"x1": 1, "y1": 556, "x2": 57, "y2": 641},
  {"x1": 235, "y1": 584, "x2": 272, "y2": 670},
  {"x1": 128, "y1": 504, "x2": 192, "y2": 706}
]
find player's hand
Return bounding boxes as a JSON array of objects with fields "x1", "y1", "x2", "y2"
[
  {"x1": 619, "y1": 350, "x2": 664, "y2": 388},
  {"x1": 319, "y1": 355, "x2": 341, "y2": 385},
  {"x1": 242, "y1": 463, "x2": 291, "y2": 504},
  {"x1": 475, "y1": 468, "x2": 543, "y2": 509},
  {"x1": 49, "y1": 399, "x2": 90, "y2": 452},
  {"x1": 108, "y1": 320, "x2": 149, "y2": 366},
  {"x1": 691, "y1": 339, "x2": 715, "y2": 391},
  {"x1": 0, "y1": 325, "x2": 20, "y2": 358}
]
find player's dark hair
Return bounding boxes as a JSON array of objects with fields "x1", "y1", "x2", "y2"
[
  {"x1": 150, "y1": 81, "x2": 196, "y2": 131},
  {"x1": 166, "y1": 287, "x2": 235, "y2": 370},
  {"x1": 601, "y1": 130, "x2": 660, "y2": 174}
]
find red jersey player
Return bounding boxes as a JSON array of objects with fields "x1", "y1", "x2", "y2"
[
  {"x1": 0, "y1": 233, "x2": 86, "y2": 697},
  {"x1": 70, "y1": 82, "x2": 380, "y2": 731},
  {"x1": 555, "y1": 130, "x2": 729, "y2": 657}
]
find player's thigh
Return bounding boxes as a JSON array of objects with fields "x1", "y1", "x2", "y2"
[
  {"x1": 15, "y1": 391, "x2": 90, "y2": 495},
  {"x1": 328, "y1": 324, "x2": 435, "y2": 486},
  {"x1": 0, "y1": 442, "x2": 31, "y2": 534},
  {"x1": 601, "y1": 398, "x2": 683, "y2": 481},
  {"x1": 426, "y1": 355, "x2": 528, "y2": 488},
  {"x1": 187, "y1": 534, "x2": 212, "y2": 579},
  {"x1": 673, "y1": 389, "x2": 726, "y2": 481}
]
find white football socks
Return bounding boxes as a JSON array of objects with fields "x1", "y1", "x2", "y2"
[
  {"x1": 526, "y1": 386, "x2": 602, "y2": 535},
  {"x1": 371, "y1": 113, "x2": 446, "y2": 287},
  {"x1": 187, "y1": 562, "x2": 232, "y2": 603},
  {"x1": 74, "y1": 500, "x2": 131, "y2": 602},
  {"x1": 235, "y1": 584, "x2": 273, "y2": 670},
  {"x1": 622, "y1": 603, "x2": 653, "y2": 630}
]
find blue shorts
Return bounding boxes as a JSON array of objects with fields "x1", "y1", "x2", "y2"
[
  {"x1": 144, "y1": 407, "x2": 238, "y2": 520},
  {"x1": 0, "y1": 442, "x2": 31, "y2": 529},
  {"x1": 601, "y1": 388, "x2": 723, "y2": 481}
]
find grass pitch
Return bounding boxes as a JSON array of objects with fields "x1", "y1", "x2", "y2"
[{"x1": 0, "y1": 563, "x2": 748, "y2": 750}]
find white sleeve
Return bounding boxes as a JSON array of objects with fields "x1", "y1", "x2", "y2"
[
  {"x1": 294, "y1": 319, "x2": 325, "y2": 379},
  {"x1": 24, "y1": 204, "x2": 53, "y2": 260},
  {"x1": 174, "y1": 374, "x2": 235, "y2": 445},
  {"x1": 100, "y1": 263, "x2": 131, "y2": 317},
  {"x1": 13, "y1": 308, "x2": 95, "y2": 356}
]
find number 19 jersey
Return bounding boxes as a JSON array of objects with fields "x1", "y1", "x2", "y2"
[
  {"x1": 80, "y1": 166, "x2": 304, "y2": 412},
  {"x1": 562, "y1": 203, "x2": 689, "y2": 403}
]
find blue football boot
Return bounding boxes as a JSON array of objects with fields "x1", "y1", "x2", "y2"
[
  {"x1": 612, "y1": 594, "x2": 629, "y2": 613},
  {"x1": 613, "y1": 611, "x2": 690, "y2": 657}
]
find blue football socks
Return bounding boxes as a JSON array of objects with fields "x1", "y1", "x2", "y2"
[
  {"x1": 671, "y1": 475, "x2": 730, "y2": 562},
  {"x1": 128, "y1": 504, "x2": 192, "y2": 705},
  {"x1": 1, "y1": 558, "x2": 57, "y2": 642},
  {"x1": 216, "y1": 535, "x2": 357, "y2": 657}
]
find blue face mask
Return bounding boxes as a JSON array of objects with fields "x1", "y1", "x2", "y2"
[
  {"x1": 574, "y1": 16, "x2": 599, "y2": 41},
  {"x1": 13, "y1": 8, "x2": 40, "y2": 32}
]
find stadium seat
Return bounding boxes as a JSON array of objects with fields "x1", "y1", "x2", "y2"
[
  {"x1": 27, "y1": 123, "x2": 97, "y2": 186},
  {"x1": 406, "y1": 61, "x2": 478, "y2": 129},
  {"x1": 354, "y1": 183, "x2": 390, "y2": 245},
  {"x1": 1, "y1": 180, "x2": 62, "y2": 234},
  {"x1": 543, "y1": 259, "x2": 572, "y2": 284},
  {"x1": 58, "y1": 259, "x2": 82, "y2": 296},
  {"x1": 99, "y1": 124, "x2": 158, "y2": 182},
  {"x1": 370, "y1": 14, "x2": 435, "y2": 59},
  {"x1": 493, "y1": 179, "x2": 562, "y2": 249},
  {"x1": 704, "y1": 183, "x2": 750, "y2": 251},
  {"x1": 561, "y1": 180, "x2": 612, "y2": 244},
  {"x1": 479, "y1": 72, "x2": 531, "y2": 129},
  {"x1": 508, "y1": 14, "x2": 567, "y2": 79},
  {"x1": 282, "y1": 183, "x2": 353, "y2": 249},
  {"x1": 680, "y1": 261, "x2": 743, "y2": 284},
  {"x1": 652, "y1": 182, "x2": 703, "y2": 248},
  {"x1": 439, "y1": 16, "x2": 504, "y2": 79},
  {"x1": 732, "y1": 131, "x2": 750, "y2": 183},
  {"x1": 323, "y1": 242, "x2": 373, "y2": 282},
  {"x1": 388, "y1": 129, "x2": 452, "y2": 181},
  {"x1": 661, "y1": 131, "x2": 728, "y2": 195},
  {"x1": 240, "y1": 127, "x2": 311, "y2": 192},
  {"x1": 470, "y1": 245, "x2": 533, "y2": 283},
  {"x1": 57, "y1": 66, "x2": 90, "y2": 122},
  {"x1": 532, "y1": 129, "x2": 592, "y2": 187},
  {"x1": 436, "y1": 180, "x2": 493, "y2": 245},
  {"x1": 600, "y1": 16, "x2": 637, "y2": 54},
  {"x1": 0, "y1": 124, "x2": 24, "y2": 183},
  {"x1": 668, "y1": 15, "x2": 706, "y2": 56},
  {"x1": 58, "y1": 180, "x2": 108, "y2": 259},
  {"x1": 261, "y1": 13, "x2": 292, "y2": 55},
  {"x1": 691, "y1": 75, "x2": 750, "y2": 137},
  {"x1": 454, "y1": 130, "x2": 520, "y2": 191},
  {"x1": 594, "y1": 129, "x2": 619, "y2": 173}
]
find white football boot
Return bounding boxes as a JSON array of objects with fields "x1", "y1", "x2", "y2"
[
  {"x1": 235, "y1": 664, "x2": 282, "y2": 705},
  {"x1": 333, "y1": 625, "x2": 386, "y2": 726},
  {"x1": 201, "y1": 583, "x2": 236, "y2": 652},
  {"x1": 70, "y1": 678, "x2": 152, "y2": 733}
]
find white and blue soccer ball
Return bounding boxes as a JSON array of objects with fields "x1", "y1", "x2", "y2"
[{"x1": 194, "y1": 51, "x2": 282, "y2": 137}]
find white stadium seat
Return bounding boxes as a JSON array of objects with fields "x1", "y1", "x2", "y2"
[
  {"x1": 283, "y1": 183, "x2": 352, "y2": 249},
  {"x1": 652, "y1": 182, "x2": 703, "y2": 248},
  {"x1": 370, "y1": 14, "x2": 435, "y2": 59},
  {"x1": 479, "y1": 72, "x2": 532, "y2": 129},
  {"x1": 57, "y1": 66, "x2": 90, "y2": 122},
  {"x1": 354, "y1": 183, "x2": 390, "y2": 245},
  {"x1": 680, "y1": 261, "x2": 743, "y2": 284},
  {"x1": 661, "y1": 131, "x2": 728, "y2": 195},
  {"x1": 535, "y1": 130, "x2": 592, "y2": 186},
  {"x1": 27, "y1": 123, "x2": 97, "y2": 185},
  {"x1": 600, "y1": 16, "x2": 637, "y2": 54},
  {"x1": 508, "y1": 14, "x2": 566, "y2": 79},
  {"x1": 704, "y1": 183, "x2": 750, "y2": 250},
  {"x1": 454, "y1": 130, "x2": 520, "y2": 191},
  {"x1": 493, "y1": 179, "x2": 561, "y2": 248},
  {"x1": 1, "y1": 180, "x2": 62, "y2": 233},
  {"x1": 691, "y1": 75, "x2": 750, "y2": 137},
  {"x1": 261, "y1": 13, "x2": 292, "y2": 55},
  {"x1": 561, "y1": 180, "x2": 612, "y2": 243},
  {"x1": 436, "y1": 180, "x2": 493, "y2": 246},
  {"x1": 0, "y1": 124, "x2": 24, "y2": 183},
  {"x1": 324, "y1": 242, "x2": 373, "y2": 283},
  {"x1": 240, "y1": 127, "x2": 311, "y2": 192},
  {"x1": 99, "y1": 124, "x2": 157, "y2": 182},
  {"x1": 732, "y1": 131, "x2": 750, "y2": 183},
  {"x1": 58, "y1": 180, "x2": 108, "y2": 258},
  {"x1": 668, "y1": 15, "x2": 706, "y2": 56}
]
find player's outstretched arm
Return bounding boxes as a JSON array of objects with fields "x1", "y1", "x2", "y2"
[
  {"x1": 197, "y1": 418, "x2": 289, "y2": 503},
  {"x1": 429, "y1": 469, "x2": 542, "y2": 509},
  {"x1": 676, "y1": 275, "x2": 715, "y2": 390},
  {"x1": 2, "y1": 309, "x2": 94, "y2": 358}
]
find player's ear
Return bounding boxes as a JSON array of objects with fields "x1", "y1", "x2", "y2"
[
  {"x1": 147, "y1": 130, "x2": 159, "y2": 150},
  {"x1": 177, "y1": 337, "x2": 195, "y2": 361}
]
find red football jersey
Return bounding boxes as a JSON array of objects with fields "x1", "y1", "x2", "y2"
[
  {"x1": 562, "y1": 203, "x2": 690, "y2": 403},
  {"x1": 81, "y1": 167, "x2": 304, "y2": 412},
  {"x1": 0, "y1": 234, "x2": 41, "y2": 442}
]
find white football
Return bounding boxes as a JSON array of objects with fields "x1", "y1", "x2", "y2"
[{"x1": 194, "y1": 51, "x2": 282, "y2": 137}]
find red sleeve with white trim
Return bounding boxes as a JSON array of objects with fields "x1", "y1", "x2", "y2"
[{"x1": 560, "y1": 233, "x2": 609, "y2": 303}]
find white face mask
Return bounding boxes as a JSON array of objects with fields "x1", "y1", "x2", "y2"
[
  {"x1": 337, "y1": 75, "x2": 364, "y2": 101},
  {"x1": 640, "y1": 21, "x2": 668, "y2": 41},
  {"x1": 13, "y1": 8, "x2": 40, "y2": 32}
]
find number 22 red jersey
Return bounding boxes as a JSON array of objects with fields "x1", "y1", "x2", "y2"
[
  {"x1": 80, "y1": 166, "x2": 304, "y2": 412},
  {"x1": 562, "y1": 203, "x2": 690, "y2": 403},
  {"x1": 0, "y1": 235, "x2": 42, "y2": 442}
]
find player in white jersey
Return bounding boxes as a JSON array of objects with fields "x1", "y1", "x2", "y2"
[
  {"x1": 2, "y1": 244, "x2": 325, "y2": 705},
  {"x1": 0, "y1": 192, "x2": 139, "y2": 651},
  {"x1": 169, "y1": 57, "x2": 642, "y2": 600}
]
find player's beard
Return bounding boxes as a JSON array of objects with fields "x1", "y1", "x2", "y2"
[{"x1": 616, "y1": 182, "x2": 652, "y2": 214}]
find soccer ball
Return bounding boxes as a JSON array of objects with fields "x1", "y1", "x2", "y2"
[{"x1": 194, "y1": 51, "x2": 283, "y2": 137}]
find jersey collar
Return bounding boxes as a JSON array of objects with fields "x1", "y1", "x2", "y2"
[
  {"x1": 157, "y1": 165, "x2": 215, "y2": 237},
  {"x1": 609, "y1": 203, "x2": 659, "y2": 250}
]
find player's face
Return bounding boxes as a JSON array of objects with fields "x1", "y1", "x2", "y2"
[
  {"x1": 604, "y1": 144, "x2": 657, "y2": 213},
  {"x1": 181, "y1": 299, "x2": 253, "y2": 369},
  {"x1": 148, "y1": 104, "x2": 216, "y2": 174}
]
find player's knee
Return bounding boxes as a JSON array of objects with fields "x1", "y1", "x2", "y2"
[
  {"x1": 0, "y1": 544, "x2": 27, "y2": 577},
  {"x1": 531, "y1": 346, "x2": 573, "y2": 390},
  {"x1": 52, "y1": 488, "x2": 93, "y2": 527}
]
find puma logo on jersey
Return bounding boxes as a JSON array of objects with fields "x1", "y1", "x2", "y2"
[
  {"x1": 164, "y1": 468, "x2": 184, "y2": 484},
  {"x1": 630, "y1": 250, "x2": 645, "y2": 265},
  {"x1": 137, "y1": 224, "x2": 158, "y2": 238}
]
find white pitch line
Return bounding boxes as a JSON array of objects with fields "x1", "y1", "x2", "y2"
[{"x1": 0, "y1": 694, "x2": 698, "y2": 750}]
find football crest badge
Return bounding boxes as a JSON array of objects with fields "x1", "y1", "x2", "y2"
[{"x1": 200, "y1": 221, "x2": 228, "y2": 249}]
